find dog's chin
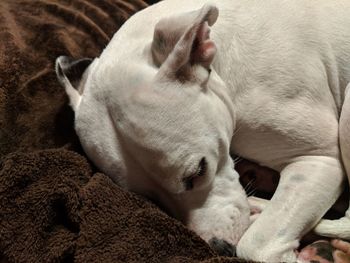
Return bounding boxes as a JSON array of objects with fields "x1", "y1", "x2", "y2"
[
  {"x1": 186, "y1": 199, "x2": 250, "y2": 248},
  {"x1": 189, "y1": 214, "x2": 250, "y2": 257}
]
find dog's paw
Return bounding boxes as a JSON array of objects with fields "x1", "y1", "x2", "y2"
[
  {"x1": 332, "y1": 240, "x2": 350, "y2": 263},
  {"x1": 298, "y1": 240, "x2": 335, "y2": 263},
  {"x1": 298, "y1": 240, "x2": 350, "y2": 263},
  {"x1": 314, "y1": 217, "x2": 350, "y2": 240}
]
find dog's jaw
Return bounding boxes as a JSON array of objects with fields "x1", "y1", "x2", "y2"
[{"x1": 185, "y1": 166, "x2": 250, "y2": 246}]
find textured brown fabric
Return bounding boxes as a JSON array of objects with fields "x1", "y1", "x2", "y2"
[
  {"x1": 0, "y1": 150, "x2": 222, "y2": 262},
  {"x1": 0, "y1": 1, "x2": 250, "y2": 262},
  {"x1": 0, "y1": 0, "x2": 148, "y2": 158}
]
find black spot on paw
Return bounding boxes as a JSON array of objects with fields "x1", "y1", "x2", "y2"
[{"x1": 310, "y1": 241, "x2": 334, "y2": 262}]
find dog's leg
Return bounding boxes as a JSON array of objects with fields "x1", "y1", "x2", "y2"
[
  {"x1": 314, "y1": 84, "x2": 350, "y2": 240},
  {"x1": 248, "y1": 197, "x2": 350, "y2": 262},
  {"x1": 249, "y1": 190, "x2": 350, "y2": 241},
  {"x1": 237, "y1": 156, "x2": 344, "y2": 262}
]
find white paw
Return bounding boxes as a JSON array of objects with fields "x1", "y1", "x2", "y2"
[{"x1": 314, "y1": 217, "x2": 350, "y2": 240}]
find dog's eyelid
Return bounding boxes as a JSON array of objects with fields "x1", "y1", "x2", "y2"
[
  {"x1": 184, "y1": 157, "x2": 207, "y2": 178},
  {"x1": 196, "y1": 157, "x2": 207, "y2": 177},
  {"x1": 182, "y1": 157, "x2": 207, "y2": 191}
]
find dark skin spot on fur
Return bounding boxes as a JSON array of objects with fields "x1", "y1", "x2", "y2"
[
  {"x1": 290, "y1": 174, "x2": 305, "y2": 182},
  {"x1": 310, "y1": 241, "x2": 335, "y2": 262}
]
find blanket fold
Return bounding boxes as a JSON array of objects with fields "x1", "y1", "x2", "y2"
[{"x1": 0, "y1": 150, "x2": 248, "y2": 262}]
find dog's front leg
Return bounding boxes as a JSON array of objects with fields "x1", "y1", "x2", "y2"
[
  {"x1": 314, "y1": 84, "x2": 350, "y2": 240},
  {"x1": 237, "y1": 156, "x2": 344, "y2": 262}
]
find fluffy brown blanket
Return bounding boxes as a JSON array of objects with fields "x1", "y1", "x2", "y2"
[{"x1": 0, "y1": 1, "x2": 250, "y2": 262}]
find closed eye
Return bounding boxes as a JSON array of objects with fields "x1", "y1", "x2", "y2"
[
  {"x1": 196, "y1": 157, "x2": 207, "y2": 177},
  {"x1": 183, "y1": 157, "x2": 207, "y2": 191}
]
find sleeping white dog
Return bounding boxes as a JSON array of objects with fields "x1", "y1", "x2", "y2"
[{"x1": 55, "y1": 0, "x2": 350, "y2": 262}]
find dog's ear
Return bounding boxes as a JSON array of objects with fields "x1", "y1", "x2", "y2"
[
  {"x1": 55, "y1": 56, "x2": 93, "y2": 110},
  {"x1": 152, "y1": 4, "x2": 218, "y2": 77},
  {"x1": 55, "y1": 56, "x2": 93, "y2": 91}
]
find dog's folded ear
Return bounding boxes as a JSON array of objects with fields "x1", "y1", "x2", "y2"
[
  {"x1": 152, "y1": 4, "x2": 218, "y2": 78},
  {"x1": 55, "y1": 56, "x2": 93, "y2": 91},
  {"x1": 55, "y1": 56, "x2": 93, "y2": 111}
]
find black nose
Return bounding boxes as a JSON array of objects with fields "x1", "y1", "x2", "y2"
[{"x1": 208, "y1": 238, "x2": 236, "y2": 257}]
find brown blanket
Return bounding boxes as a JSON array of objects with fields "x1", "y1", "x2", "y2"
[{"x1": 0, "y1": 1, "x2": 250, "y2": 262}]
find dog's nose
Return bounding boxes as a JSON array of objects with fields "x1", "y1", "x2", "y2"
[{"x1": 208, "y1": 238, "x2": 236, "y2": 257}]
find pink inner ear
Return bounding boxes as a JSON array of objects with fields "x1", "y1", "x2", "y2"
[
  {"x1": 192, "y1": 22, "x2": 217, "y2": 67},
  {"x1": 198, "y1": 21, "x2": 211, "y2": 42},
  {"x1": 201, "y1": 41, "x2": 216, "y2": 60}
]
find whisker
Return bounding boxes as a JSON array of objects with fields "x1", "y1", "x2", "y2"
[
  {"x1": 233, "y1": 156, "x2": 242, "y2": 162},
  {"x1": 247, "y1": 188, "x2": 257, "y2": 197},
  {"x1": 234, "y1": 158, "x2": 243, "y2": 165},
  {"x1": 232, "y1": 125, "x2": 242, "y2": 138},
  {"x1": 244, "y1": 179, "x2": 254, "y2": 192}
]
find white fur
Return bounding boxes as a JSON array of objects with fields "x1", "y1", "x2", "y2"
[
  {"x1": 313, "y1": 83, "x2": 350, "y2": 240},
  {"x1": 57, "y1": 1, "x2": 350, "y2": 262}
]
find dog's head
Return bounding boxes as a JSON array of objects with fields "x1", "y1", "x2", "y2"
[{"x1": 55, "y1": 4, "x2": 250, "y2": 254}]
